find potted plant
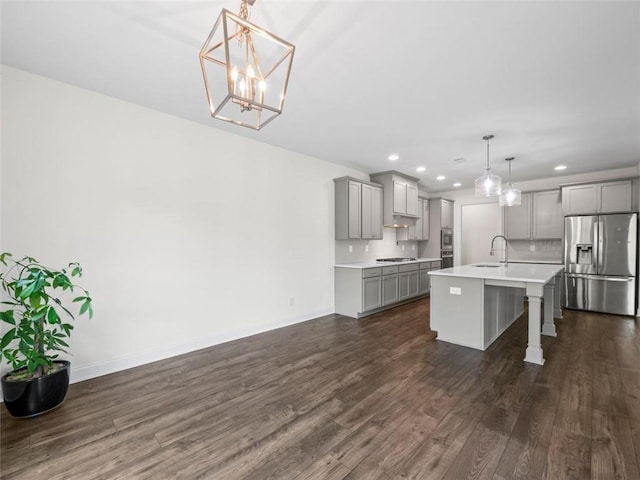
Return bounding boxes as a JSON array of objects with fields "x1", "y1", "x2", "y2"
[{"x1": 0, "y1": 252, "x2": 93, "y2": 417}]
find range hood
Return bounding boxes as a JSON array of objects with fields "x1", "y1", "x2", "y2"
[{"x1": 384, "y1": 215, "x2": 416, "y2": 228}]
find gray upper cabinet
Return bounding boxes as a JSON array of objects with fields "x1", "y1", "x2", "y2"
[
  {"x1": 421, "y1": 199, "x2": 430, "y2": 240},
  {"x1": 348, "y1": 181, "x2": 361, "y2": 239},
  {"x1": 504, "y1": 190, "x2": 561, "y2": 240},
  {"x1": 505, "y1": 193, "x2": 532, "y2": 239},
  {"x1": 361, "y1": 183, "x2": 383, "y2": 240},
  {"x1": 397, "y1": 197, "x2": 430, "y2": 241},
  {"x1": 393, "y1": 182, "x2": 408, "y2": 215},
  {"x1": 533, "y1": 190, "x2": 562, "y2": 238},
  {"x1": 334, "y1": 177, "x2": 383, "y2": 240},
  {"x1": 392, "y1": 181, "x2": 419, "y2": 216},
  {"x1": 562, "y1": 180, "x2": 633, "y2": 215},
  {"x1": 422, "y1": 198, "x2": 455, "y2": 259},
  {"x1": 370, "y1": 171, "x2": 421, "y2": 226},
  {"x1": 406, "y1": 185, "x2": 419, "y2": 216},
  {"x1": 441, "y1": 199, "x2": 454, "y2": 229}
]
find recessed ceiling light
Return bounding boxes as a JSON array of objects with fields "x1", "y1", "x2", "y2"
[
  {"x1": 388, "y1": 154, "x2": 399, "y2": 161},
  {"x1": 554, "y1": 165, "x2": 567, "y2": 171},
  {"x1": 416, "y1": 166, "x2": 426, "y2": 172},
  {"x1": 436, "y1": 175, "x2": 446, "y2": 181},
  {"x1": 453, "y1": 182, "x2": 462, "y2": 187}
]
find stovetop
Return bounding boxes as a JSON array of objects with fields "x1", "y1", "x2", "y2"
[{"x1": 376, "y1": 257, "x2": 418, "y2": 263}]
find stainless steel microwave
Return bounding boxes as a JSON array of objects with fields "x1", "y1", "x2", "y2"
[{"x1": 441, "y1": 228, "x2": 453, "y2": 250}]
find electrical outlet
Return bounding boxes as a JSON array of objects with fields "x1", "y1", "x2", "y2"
[
  {"x1": 349, "y1": 245, "x2": 353, "y2": 253},
  {"x1": 289, "y1": 297, "x2": 294, "y2": 307},
  {"x1": 412, "y1": 245, "x2": 416, "y2": 251},
  {"x1": 450, "y1": 287, "x2": 462, "y2": 295},
  {"x1": 401, "y1": 245, "x2": 405, "y2": 251},
  {"x1": 365, "y1": 245, "x2": 369, "y2": 252},
  {"x1": 530, "y1": 244, "x2": 536, "y2": 251}
]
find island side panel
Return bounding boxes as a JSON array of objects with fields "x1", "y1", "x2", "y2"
[
  {"x1": 430, "y1": 275, "x2": 485, "y2": 350},
  {"x1": 483, "y1": 285, "x2": 526, "y2": 349}
]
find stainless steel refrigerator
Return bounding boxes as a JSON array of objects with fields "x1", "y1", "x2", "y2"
[{"x1": 564, "y1": 213, "x2": 638, "y2": 316}]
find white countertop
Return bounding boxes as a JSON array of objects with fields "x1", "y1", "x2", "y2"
[
  {"x1": 335, "y1": 257, "x2": 442, "y2": 269},
  {"x1": 509, "y1": 259, "x2": 563, "y2": 265},
  {"x1": 429, "y1": 262, "x2": 564, "y2": 284}
]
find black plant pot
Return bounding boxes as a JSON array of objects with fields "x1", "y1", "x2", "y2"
[{"x1": 1, "y1": 360, "x2": 70, "y2": 418}]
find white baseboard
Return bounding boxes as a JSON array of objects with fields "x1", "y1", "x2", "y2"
[{"x1": 68, "y1": 309, "x2": 333, "y2": 384}]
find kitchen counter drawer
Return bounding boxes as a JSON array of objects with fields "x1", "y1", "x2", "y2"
[
  {"x1": 399, "y1": 263, "x2": 419, "y2": 273},
  {"x1": 362, "y1": 268, "x2": 383, "y2": 278},
  {"x1": 382, "y1": 266, "x2": 399, "y2": 275}
]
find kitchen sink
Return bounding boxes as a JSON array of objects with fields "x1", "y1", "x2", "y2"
[{"x1": 473, "y1": 264, "x2": 502, "y2": 268}]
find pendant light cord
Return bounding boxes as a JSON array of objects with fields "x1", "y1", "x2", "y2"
[{"x1": 486, "y1": 139, "x2": 490, "y2": 171}]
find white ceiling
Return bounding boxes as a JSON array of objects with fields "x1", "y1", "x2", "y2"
[{"x1": 2, "y1": 1, "x2": 639, "y2": 192}]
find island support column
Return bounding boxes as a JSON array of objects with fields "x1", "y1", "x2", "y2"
[
  {"x1": 525, "y1": 283, "x2": 545, "y2": 365},
  {"x1": 541, "y1": 279, "x2": 557, "y2": 337},
  {"x1": 553, "y1": 272, "x2": 563, "y2": 319}
]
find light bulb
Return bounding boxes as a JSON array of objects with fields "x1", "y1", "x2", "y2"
[
  {"x1": 239, "y1": 78, "x2": 246, "y2": 96},
  {"x1": 505, "y1": 190, "x2": 516, "y2": 203},
  {"x1": 230, "y1": 66, "x2": 239, "y2": 81}
]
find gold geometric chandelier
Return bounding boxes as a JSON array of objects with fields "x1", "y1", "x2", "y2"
[{"x1": 199, "y1": 0, "x2": 295, "y2": 130}]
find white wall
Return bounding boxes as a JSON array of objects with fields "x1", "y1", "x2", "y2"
[{"x1": 0, "y1": 66, "x2": 365, "y2": 382}]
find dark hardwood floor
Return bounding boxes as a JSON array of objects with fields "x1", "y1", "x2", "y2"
[{"x1": 2, "y1": 298, "x2": 640, "y2": 479}]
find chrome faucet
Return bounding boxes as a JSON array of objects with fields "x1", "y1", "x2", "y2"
[{"x1": 490, "y1": 235, "x2": 509, "y2": 266}]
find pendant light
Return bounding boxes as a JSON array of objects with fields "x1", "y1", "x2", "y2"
[
  {"x1": 475, "y1": 134, "x2": 502, "y2": 197},
  {"x1": 199, "y1": 0, "x2": 295, "y2": 130},
  {"x1": 499, "y1": 157, "x2": 522, "y2": 207}
]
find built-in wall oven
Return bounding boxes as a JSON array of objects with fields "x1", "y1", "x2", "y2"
[
  {"x1": 441, "y1": 251, "x2": 453, "y2": 268},
  {"x1": 441, "y1": 228, "x2": 453, "y2": 268}
]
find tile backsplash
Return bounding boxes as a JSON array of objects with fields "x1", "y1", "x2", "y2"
[
  {"x1": 506, "y1": 239, "x2": 563, "y2": 262},
  {"x1": 335, "y1": 228, "x2": 419, "y2": 264}
]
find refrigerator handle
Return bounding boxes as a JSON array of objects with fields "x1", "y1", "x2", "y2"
[
  {"x1": 564, "y1": 273, "x2": 634, "y2": 282},
  {"x1": 595, "y1": 216, "x2": 602, "y2": 274}
]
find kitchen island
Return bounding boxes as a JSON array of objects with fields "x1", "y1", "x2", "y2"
[{"x1": 428, "y1": 262, "x2": 564, "y2": 365}]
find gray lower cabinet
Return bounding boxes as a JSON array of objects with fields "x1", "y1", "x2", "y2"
[
  {"x1": 419, "y1": 263, "x2": 430, "y2": 294},
  {"x1": 398, "y1": 264, "x2": 419, "y2": 300},
  {"x1": 362, "y1": 276, "x2": 382, "y2": 311},
  {"x1": 335, "y1": 262, "x2": 430, "y2": 318},
  {"x1": 381, "y1": 265, "x2": 399, "y2": 305}
]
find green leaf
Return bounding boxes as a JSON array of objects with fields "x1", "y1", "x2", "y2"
[
  {"x1": 72, "y1": 296, "x2": 86, "y2": 303},
  {"x1": 29, "y1": 292, "x2": 42, "y2": 309},
  {"x1": 0, "y1": 252, "x2": 12, "y2": 265},
  {"x1": 79, "y1": 299, "x2": 92, "y2": 316},
  {"x1": 71, "y1": 266, "x2": 81, "y2": 277},
  {"x1": 0, "y1": 328, "x2": 16, "y2": 350},
  {"x1": 0, "y1": 310, "x2": 15, "y2": 325},
  {"x1": 47, "y1": 306, "x2": 60, "y2": 324}
]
